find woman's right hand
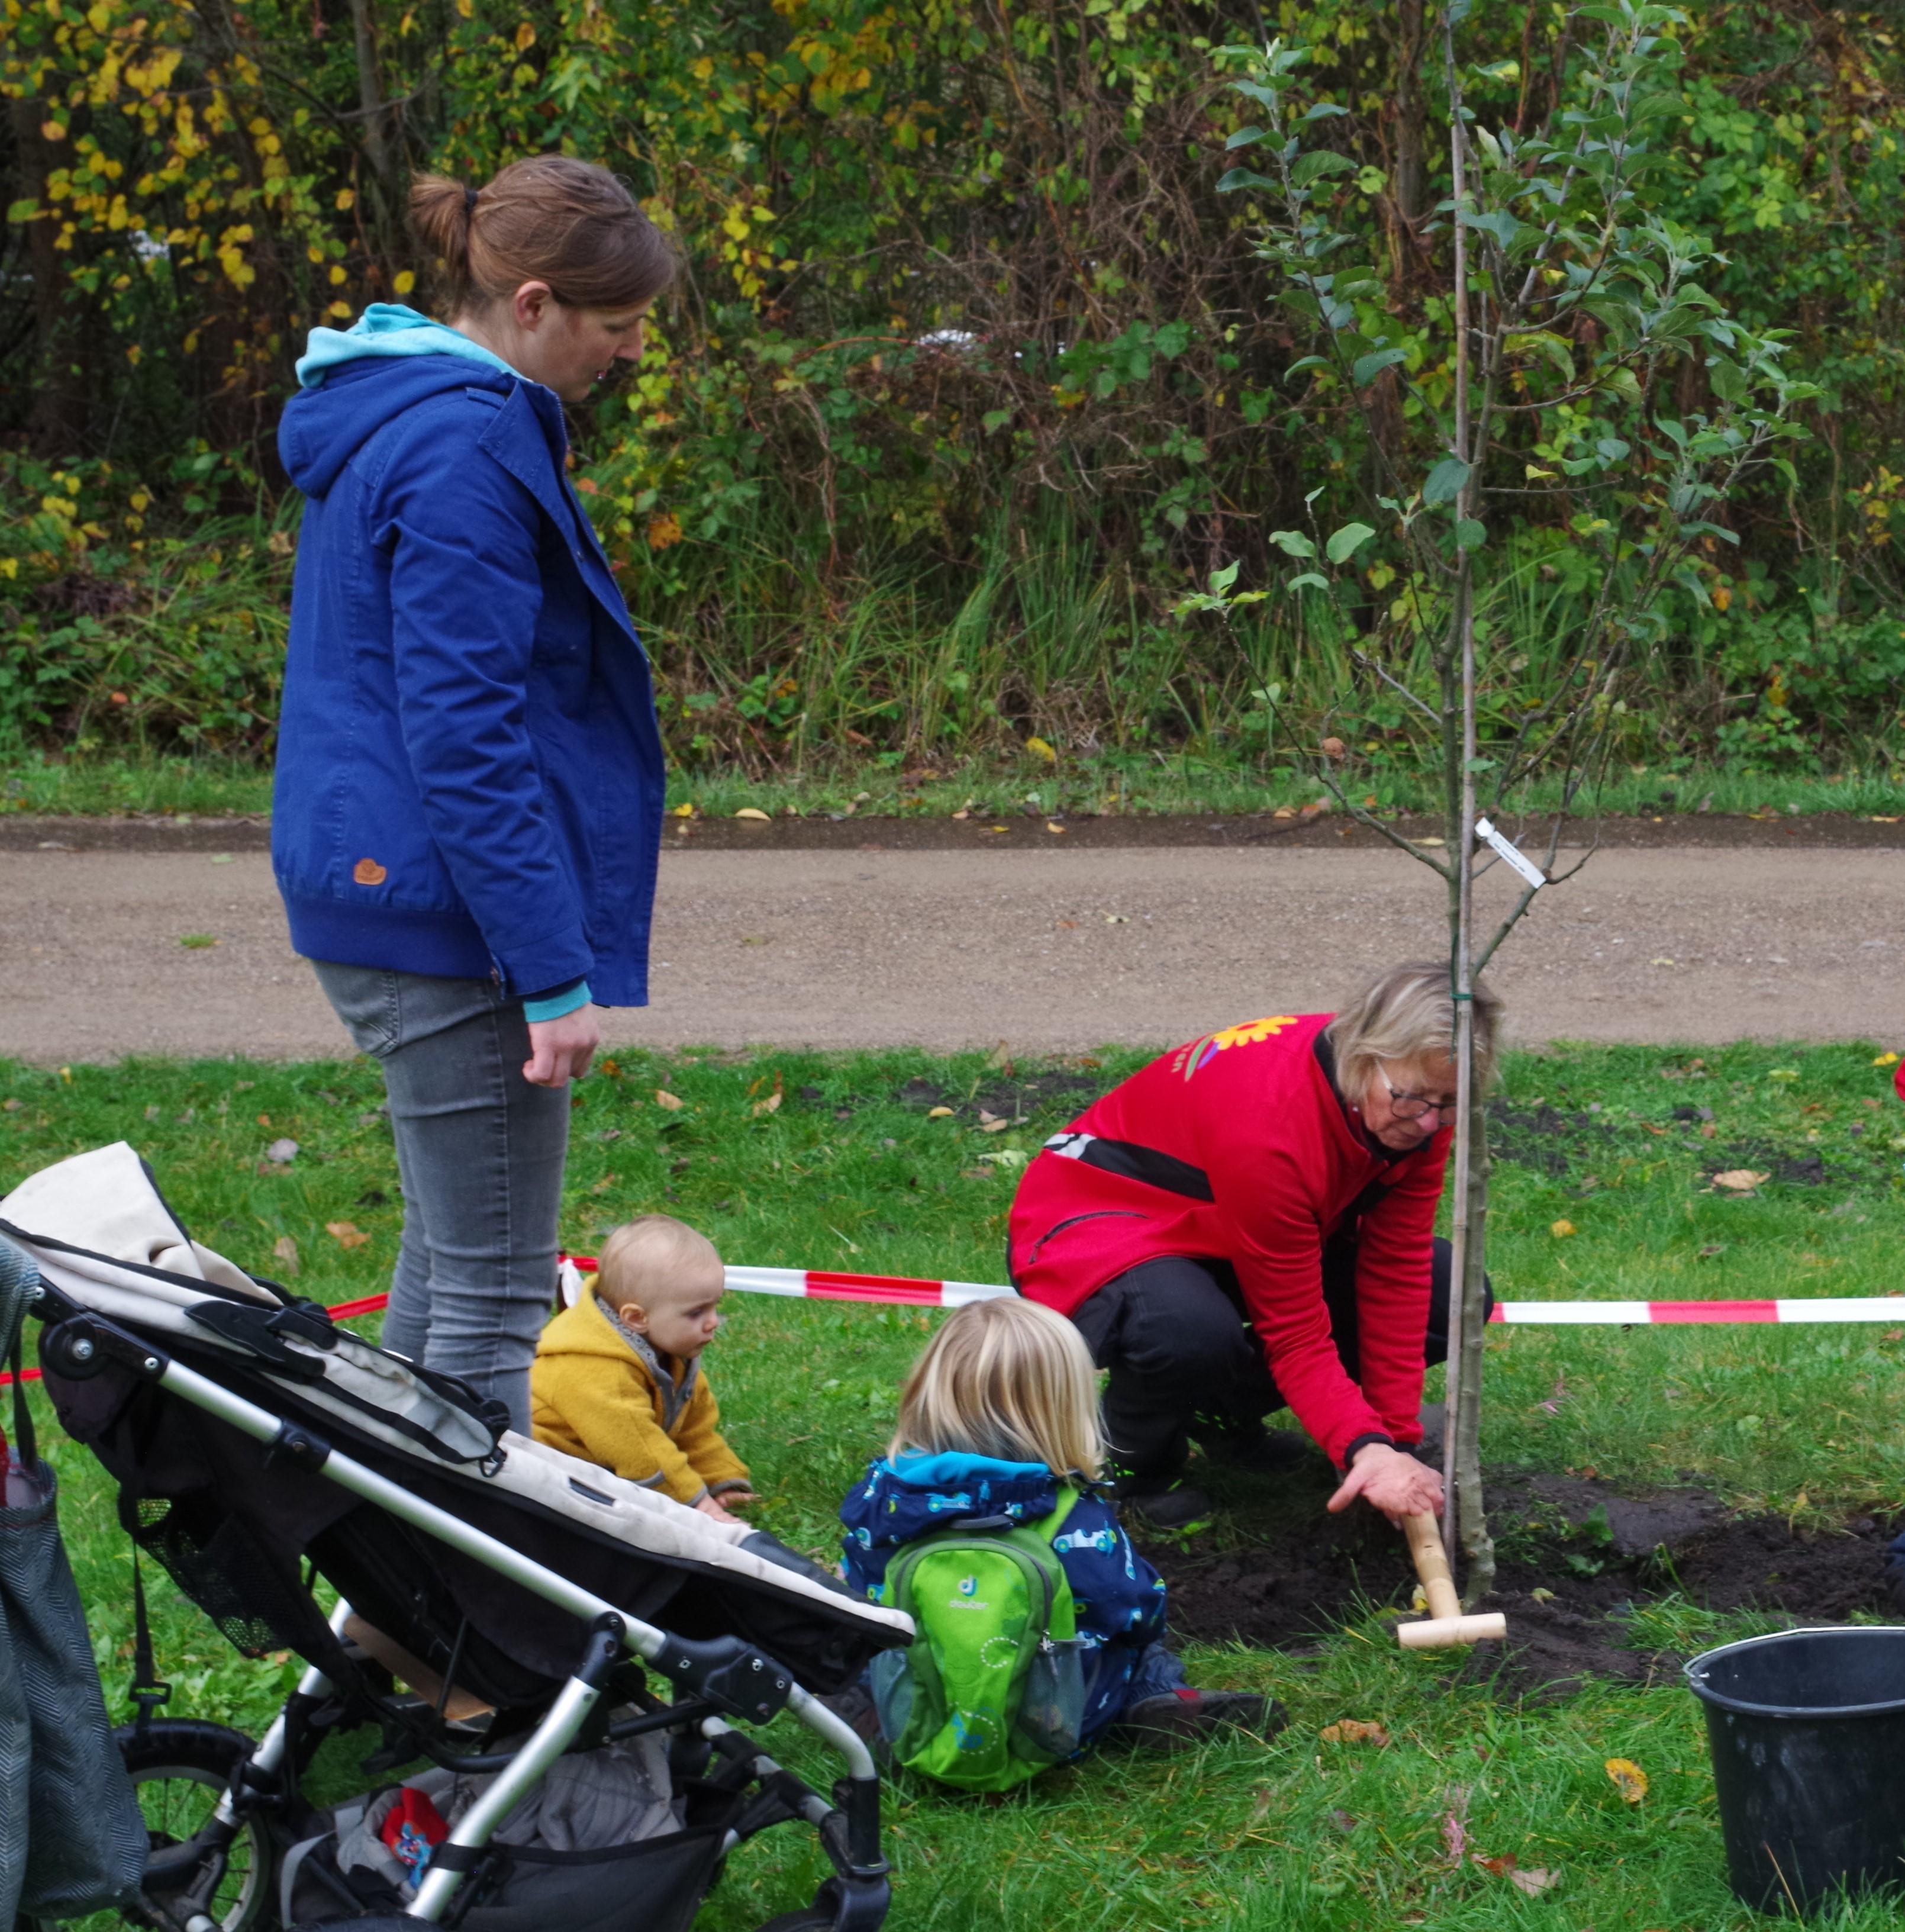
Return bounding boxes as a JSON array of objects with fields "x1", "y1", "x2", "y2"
[
  {"x1": 524, "y1": 1009, "x2": 600, "y2": 1087},
  {"x1": 1326, "y1": 1441, "x2": 1443, "y2": 1524}
]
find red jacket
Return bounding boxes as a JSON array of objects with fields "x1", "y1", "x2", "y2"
[{"x1": 1008, "y1": 1012, "x2": 1449, "y2": 1467}]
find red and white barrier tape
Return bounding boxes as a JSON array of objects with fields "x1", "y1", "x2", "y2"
[{"x1": 6, "y1": 1273, "x2": 1903, "y2": 1390}]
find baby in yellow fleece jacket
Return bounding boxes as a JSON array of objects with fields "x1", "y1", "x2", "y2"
[{"x1": 531, "y1": 1215, "x2": 757, "y2": 1522}]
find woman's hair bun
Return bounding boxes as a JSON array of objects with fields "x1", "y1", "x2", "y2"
[{"x1": 407, "y1": 157, "x2": 675, "y2": 318}]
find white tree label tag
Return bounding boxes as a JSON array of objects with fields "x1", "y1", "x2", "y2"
[{"x1": 1475, "y1": 817, "x2": 1547, "y2": 890}]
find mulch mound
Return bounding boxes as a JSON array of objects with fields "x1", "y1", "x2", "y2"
[{"x1": 1139, "y1": 1462, "x2": 1898, "y2": 1696}]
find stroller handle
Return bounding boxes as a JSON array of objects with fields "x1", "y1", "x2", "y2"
[{"x1": 72, "y1": 1325, "x2": 881, "y2": 1788}]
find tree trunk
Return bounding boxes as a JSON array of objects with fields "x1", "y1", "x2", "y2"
[{"x1": 9, "y1": 99, "x2": 92, "y2": 456}]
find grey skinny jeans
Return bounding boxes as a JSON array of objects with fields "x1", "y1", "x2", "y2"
[{"x1": 312, "y1": 961, "x2": 569, "y2": 1430}]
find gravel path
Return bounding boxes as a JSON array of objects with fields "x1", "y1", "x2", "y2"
[{"x1": 4, "y1": 841, "x2": 1900, "y2": 1063}]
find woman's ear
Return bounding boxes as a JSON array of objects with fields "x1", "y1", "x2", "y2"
[{"x1": 511, "y1": 279, "x2": 556, "y2": 331}]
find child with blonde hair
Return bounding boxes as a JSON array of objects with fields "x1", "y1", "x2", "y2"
[
  {"x1": 532, "y1": 1215, "x2": 757, "y2": 1521},
  {"x1": 838, "y1": 1297, "x2": 1280, "y2": 1764}
]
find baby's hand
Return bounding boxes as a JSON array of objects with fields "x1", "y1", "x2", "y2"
[
  {"x1": 695, "y1": 1495, "x2": 743, "y2": 1524},
  {"x1": 716, "y1": 1488, "x2": 762, "y2": 1509}
]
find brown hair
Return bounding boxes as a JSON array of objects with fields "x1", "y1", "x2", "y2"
[
  {"x1": 410, "y1": 157, "x2": 676, "y2": 318},
  {"x1": 888, "y1": 1299, "x2": 1105, "y2": 1482},
  {"x1": 1324, "y1": 959, "x2": 1504, "y2": 1104}
]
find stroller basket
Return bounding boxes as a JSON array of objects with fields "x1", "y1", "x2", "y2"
[{"x1": 1, "y1": 1145, "x2": 911, "y2": 1932}]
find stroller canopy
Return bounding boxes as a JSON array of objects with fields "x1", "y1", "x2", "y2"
[{"x1": 2, "y1": 1144, "x2": 909, "y2": 1705}]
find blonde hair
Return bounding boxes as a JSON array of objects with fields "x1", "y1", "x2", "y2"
[
  {"x1": 596, "y1": 1215, "x2": 721, "y2": 1314},
  {"x1": 889, "y1": 1299, "x2": 1104, "y2": 1482},
  {"x1": 410, "y1": 157, "x2": 676, "y2": 318},
  {"x1": 1324, "y1": 959, "x2": 1503, "y2": 1106}
]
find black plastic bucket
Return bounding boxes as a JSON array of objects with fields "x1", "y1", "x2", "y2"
[{"x1": 1687, "y1": 1627, "x2": 1905, "y2": 1915}]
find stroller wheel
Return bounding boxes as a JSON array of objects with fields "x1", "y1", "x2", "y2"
[{"x1": 115, "y1": 1720, "x2": 278, "y2": 1932}]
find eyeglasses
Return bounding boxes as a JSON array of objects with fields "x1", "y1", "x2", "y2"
[{"x1": 1377, "y1": 1066, "x2": 1458, "y2": 1123}]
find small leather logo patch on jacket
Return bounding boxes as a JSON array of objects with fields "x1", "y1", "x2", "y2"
[{"x1": 352, "y1": 858, "x2": 388, "y2": 886}]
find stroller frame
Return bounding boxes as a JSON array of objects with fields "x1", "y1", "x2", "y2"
[{"x1": 37, "y1": 1290, "x2": 891, "y2": 1932}]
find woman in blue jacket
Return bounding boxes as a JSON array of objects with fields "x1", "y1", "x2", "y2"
[{"x1": 274, "y1": 157, "x2": 673, "y2": 1426}]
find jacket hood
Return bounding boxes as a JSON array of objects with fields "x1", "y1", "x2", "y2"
[
  {"x1": 535, "y1": 1287, "x2": 656, "y2": 1365},
  {"x1": 295, "y1": 303, "x2": 518, "y2": 389},
  {"x1": 278, "y1": 316, "x2": 522, "y2": 500},
  {"x1": 840, "y1": 1451, "x2": 1062, "y2": 1557}
]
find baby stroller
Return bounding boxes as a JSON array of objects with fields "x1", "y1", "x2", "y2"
[{"x1": 0, "y1": 1145, "x2": 912, "y2": 1932}]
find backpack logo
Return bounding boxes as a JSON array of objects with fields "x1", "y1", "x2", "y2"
[{"x1": 947, "y1": 1574, "x2": 988, "y2": 1609}]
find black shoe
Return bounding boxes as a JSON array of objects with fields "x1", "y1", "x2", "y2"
[
  {"x1": 1121, "y1": 1688, "x2": 1289, "y2": 1749},
  {"x1": 1118, "y1": 1481, "x2": 1213, "y2": 1530},
  {"x1": 1200, "y1": 1427, "x2": 1313, "y2": 1475}
]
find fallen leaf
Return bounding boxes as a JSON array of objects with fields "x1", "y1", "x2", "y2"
[
  {"x1": 1045, "y1": 820, "x2": 1067, "y2": 834},
  {"x1": 1327, "y1": 1808, "x2": 1357, "y2": 1833},
  {"x1": 959, "y1": 1167, "x2": 995, "y2": 1181},
  {"x1": 1871, "y1": 817, "x2": 1901, "y2": 825},
  {"x1": 752, "y1": 1091, "x2": 782, "y2": 1116},
  {"x1": 325, "y1": 1221, "x2": 370, "y2": 1249},
  {"x1": 1874, "y1": 1052, "x2": 1900, "y2": 1067},
  {"x1": 1104, "y1": 914, "x2": 1129, "y2": 924},
  {"x1": 1700, "y1": 1120, "x2": 1717, "y2": 1138},
  {"x1": 1605, "y1": 1757, "x2": 1649, "y2": 1804},
  {"x1": 1530, "y1": 1587, "x2": 1556, "y2": 1602},
  {"x1": 1712, "y1": 1169, "x2": 1769, "y2": 1192},
  {"x1": 1551, "y1": 1219, "x2": 1576, "y2": 1237},
  {"x1": 654, "y1": 1090, "x2": 685, "y2": 1110},
  {"x1": 741, "y1": 935, "x2": 768, "y2": 945},
  {"x1": 671, "y1": 802, "x2": 695, "y2": 817},
  {"x1": 1509, "y1": 1867, "x2": 1559, "y2": 1895},
  {"x1": 210, "y1": 852, "x2": 234, "y2": 864},
  {"x1": 952, "y1": 808, "x2": 970, "y2": 820},
  {"x1": 265, "y1": 1138, "x2": 299, "y2": 1163},
  {"x1": 1056, "y1": 918, "x2": 1079, "y2": 929},
  {"x1": 1320, "y1": 736, "x2": 1347, "y2": 761},
  {"x1": 981, "y1": 1118, "x2": 1011, "y2": 1134},
  {"x1": 1025, "y1": 736, "x2": 1058, "y2": 762},
  {"x1": 1416, "y1": 835, "x2": 1446, "y2": 847},
  {"x1": 1, "y1": 1101, "x2": 18, "y2": 1113},
  {"x1": 1472, "y1": 1854, "x2": 1515, "y2": 1877},
  {"x1": 1298, "y1": 800, "x2": 1327, "y2": 819},
  {"x1": 272, "y1": 1235, "x2": 299, "y2": 1276},
  {"x1": 979, "y1": 1148, "x2": 1029, "y2": 1169},
  {"x1": 1272, "y1": 806, "x2": 1296, "y2": 820},
  {"x1": 1440, "y1": 1787, "x2": 1469, "y2": 1863},
  {"x1": 257, "y1": 1113, "x2": 272, "y2": 1127},
  {"x1": 926, "y1": 1106, "x2": 954, "y2": 1119},
  {"x1": 1649, "y1": 957, "x2": 1677, "y2": 967},
  {"x1": 734, "y1": 807, "x2": 771, "y2": 822},
  {"x1": 1319, "y1": 1720, "x2": 1389, "y2": 1746},
  {"x1": 179, "y1": 933, "x2": 219, "y2": 949}
]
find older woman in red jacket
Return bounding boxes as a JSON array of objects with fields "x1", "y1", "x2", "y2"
[{"x1": 1009, "y1": 962, "x2": 1500, "y2": 1529}]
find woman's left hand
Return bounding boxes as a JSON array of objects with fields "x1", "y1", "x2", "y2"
[
  {"x1": 1326, "y1": 1441, "x2": 1443, "y2": 1525},
  {"x1": 524, "y1": 1009, "x2": 600, "y2": 1087}
]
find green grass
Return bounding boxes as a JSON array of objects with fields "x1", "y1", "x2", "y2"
[
  {"x1": 12, "y1": 1038, "x2": 1905, "y2": 1929},
  {"x1": 10, "y1": 743, "x2": 1905, "y2": 824}
]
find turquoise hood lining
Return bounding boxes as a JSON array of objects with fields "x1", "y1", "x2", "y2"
[{"x1": 294, "y1": 303, "x2": 521, "y2": 390}]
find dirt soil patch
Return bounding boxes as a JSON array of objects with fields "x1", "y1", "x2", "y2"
[{"x1": 1142, "y1": 1462, "x2": 1899, "y2": 1697}]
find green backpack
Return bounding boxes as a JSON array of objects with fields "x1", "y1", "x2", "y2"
[{"x1": 868, "y1": 1489, "x2": 1091, "y2": 1792}]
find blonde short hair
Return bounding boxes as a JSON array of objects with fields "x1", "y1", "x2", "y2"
[
  {"x1": 1324, "y1": 959, "x2": 1503, "y2": 1106},
  {"x1": 889, "y1": 1298, "x2": 1104, "y2": 1482},
  {"x1": 596, "y1": 1215, "x2": 722, "y2": 1313}
]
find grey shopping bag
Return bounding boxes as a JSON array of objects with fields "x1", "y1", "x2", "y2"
[{"x1": 0, "y1": 1237, "x2": 147, "y2": 1921}]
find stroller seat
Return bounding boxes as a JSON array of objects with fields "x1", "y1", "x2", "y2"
[{"x1": 1, "y1": 1143, "x2": 911, "y2": 1932}]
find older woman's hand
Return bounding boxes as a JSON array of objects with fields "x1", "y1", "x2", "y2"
[{"x1": 1326, "y1": 1441, "x2": 1444, "y2": 1525}]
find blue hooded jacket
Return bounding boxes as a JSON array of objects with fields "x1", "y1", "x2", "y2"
[
  {"x1": 273, "y1": 307, "x2": 665, "y2": 1004},
  {"x1": 840, "y1": 1451, "x2": 1169, "y2": 1740}
]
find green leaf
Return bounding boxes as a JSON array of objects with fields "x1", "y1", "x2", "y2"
[
  {"x1": 1709, "y1": 357, "x2": 1749, "y2": 403},
  {"x1": 1502, "y1": 331, "x2": 1575, "y2": 381},
  {"x1": 1325, "y1": 521, "x2": 1377, "y2": 564},
  {"x1": 1226, "y1": 126, "x2": 1266, "y2": 150},
  {"x1": 1291, "y1": 150, "x2": 1356, "y2": 188},
  {"x1": 1455, "y1": 518, "x2": 1487, "y2": 550},
  {"x1": 1210, "y1": 560, "x2": 1242, "y2": 594},
  {"x1": 1456, "y1": 208, "x2": 1522, "y2": 249},
  {"x1": 1287, "y1": 572, "x2": 1331, "y2": 592},
  {"x1": 1269, "y1": 529, "x2": 1318, "y2": 559},
  {"x1": 1301, "y1": 102, "x2": 1349, "y2": 121},
  {"x1": 1283, "y1": 356, "x2": 1331, "y2": 382},
  {"x1": 1422, "y1": 457, "x2": 1471, "y2": 505},
  {"x1": 1351, "y1": 347, "x2": 1408, "y2": 388},
  {"x1": 980, "y1": 409, "x2": 1012, "y2": 433},
  {"x1": 1217, "y1": 168, "x2": 1281, "y2": 195}
]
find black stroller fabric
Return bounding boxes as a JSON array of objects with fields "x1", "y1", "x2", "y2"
[{"x1": 0, "y1": 1239, "x2": 148, "y2": 1919}]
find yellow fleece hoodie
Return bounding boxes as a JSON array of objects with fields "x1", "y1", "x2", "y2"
[{"x1": 530, "y1": 1285, "x2": 750, "y2": 1506}]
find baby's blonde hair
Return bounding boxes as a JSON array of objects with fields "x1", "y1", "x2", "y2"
[
  {"x1": 889, "y1": 1298, "x2": 1104, "y2": 1481},
  {"x1": 597, "y1": 1214, "x2": 721, "y2": 1314}
]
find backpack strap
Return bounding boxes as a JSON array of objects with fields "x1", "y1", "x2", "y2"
[{"x1": 1029, "y1": 1485, "x2": 1082, "y2": 1546}]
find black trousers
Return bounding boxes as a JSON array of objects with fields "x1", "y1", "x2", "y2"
[{"x1": 1069, "y1": 1237, "x2": 1490, "y2": 1480}]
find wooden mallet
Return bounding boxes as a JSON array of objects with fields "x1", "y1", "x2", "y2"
[{"x1": 1397, "y1": 1510, "x2": 1508, "y2": 1650}]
